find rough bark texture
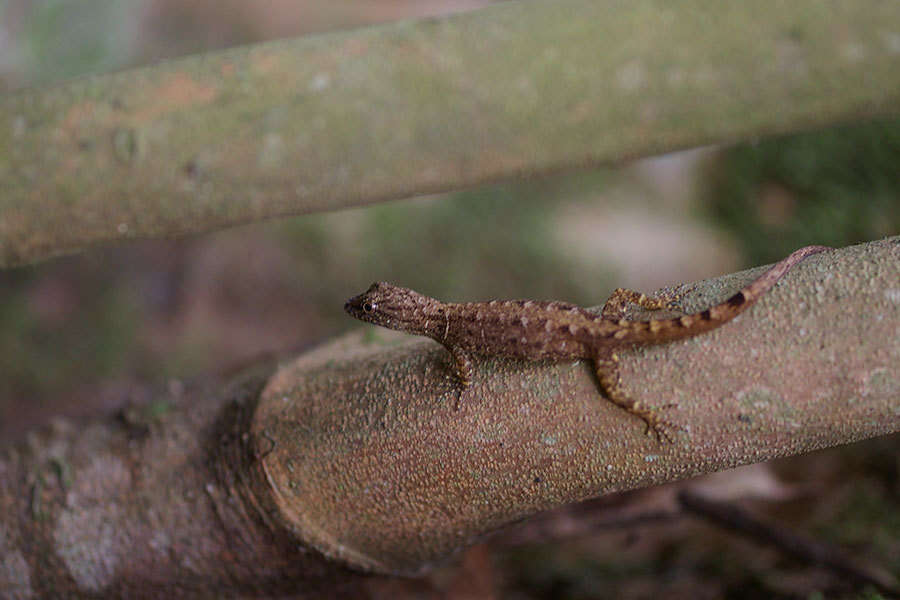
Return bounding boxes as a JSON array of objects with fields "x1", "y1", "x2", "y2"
[
  {"x1": 0, "y1": 238, "x2": 896, "y2": 596},
  {"x1": 0, "y1": 365, "x2": 370, "y2": 598},
  {"x1": 2, "y1": 0, "x2": 900, "y2": 266}
]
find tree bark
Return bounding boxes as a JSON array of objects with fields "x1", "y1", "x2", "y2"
[
  {"x1": 3, "y1": 0, "x2": 900, "y2": 266},
  {"x1": 0, "y1": 365, "x2": 372, "y2": 598},
  {"x1": 1, "y1": 238, "x2": 896, "y2": 596},
  {"x1": 255, "y1": 238, "x2": 899, "y2": 574}
]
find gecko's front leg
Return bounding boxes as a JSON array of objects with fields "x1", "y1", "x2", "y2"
[
  {"x1": 446, "y1": 344, "x2": 475, "y2": 409},
  {"x1": 447, "y1": 344, "x2": 475, "y2": 387}
]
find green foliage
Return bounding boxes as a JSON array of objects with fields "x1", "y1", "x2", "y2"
[
  {"x1": 0, "y1": 265, "x2": 140, "y2": 404},
  {"x1": 15, "y1": 0, "x2": 138, "y2": 88},
  {"x1": 706, "y1": 119, "x2": 900, "y2": 263},
  {"x1": 280, "y1": 171, "x2": 616, "y2": 330},
  {"x1": 357, "y1": 181, "x2": 586, "y2": 301}
]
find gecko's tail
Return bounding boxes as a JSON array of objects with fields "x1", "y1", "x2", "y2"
[
  {"x1": 721, "y1": 244, "x2": 831, "y2": 309},
  {"x1": 624, "y1": 245, "x2": 832, "y2": 345}
]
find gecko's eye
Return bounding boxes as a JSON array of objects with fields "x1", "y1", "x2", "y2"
[{"x1": 362, "y1": 301, "x2": 375, "y2": 313}]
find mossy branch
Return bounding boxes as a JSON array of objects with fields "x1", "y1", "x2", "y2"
[{"x1": 3, "y1": 0, "x2": 900, "y2": 266}]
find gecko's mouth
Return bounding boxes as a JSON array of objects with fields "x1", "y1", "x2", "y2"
[
  {"x1": 344, "y1": 296, "x2": 360, "y2": 315},
  {"x1": 344, "y1": 293, "x2": 370, "y2": 320}
]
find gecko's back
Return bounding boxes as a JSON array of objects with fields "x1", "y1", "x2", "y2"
[
  {"x1": 440, "y1": 299, "x2": 599, "y2": 361},
  {"x1": 347, "y1": 244, "x2": 829, "y2": 363}
]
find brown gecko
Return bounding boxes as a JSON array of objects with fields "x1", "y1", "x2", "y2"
[{"x1": 344, "y1": 245, "x2": 830, "y2": 441}]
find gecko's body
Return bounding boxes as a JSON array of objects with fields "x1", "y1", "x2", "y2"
[{"x1": 344, "y1": 245, "x2": 829, "y2": 440}]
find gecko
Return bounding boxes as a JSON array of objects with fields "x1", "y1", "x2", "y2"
[{"x1": 344, "y1": 245, "x2": 830, "y2": 441}]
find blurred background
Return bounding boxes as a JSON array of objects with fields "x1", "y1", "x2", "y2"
[{"x1": 1, "y1": 2, "x2": 898, "y2": 597}]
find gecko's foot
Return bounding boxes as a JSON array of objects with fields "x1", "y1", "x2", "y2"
[
  {"x1": 639, "y1": 404, "x2": 683, "y2": 444},
  {"x1": 652, "y1": 292, "x2": 685, "y2": 318},
  {"x1": 451, "y1": 377, "x2": 470, "y2": 411},
  {"x1": 644, "y1": 420, "x2": 680, "y2": 444},
  {"x1": 601, "y1": 288, "x2": 685, "y2": 320}
]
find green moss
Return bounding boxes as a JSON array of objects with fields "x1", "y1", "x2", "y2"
[{"x1": 706, "y1": 119, "x2": 900, "y2": 264}]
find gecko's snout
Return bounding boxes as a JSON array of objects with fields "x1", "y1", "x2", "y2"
[
  {"x1": 344, "y1": 294, "x2": 362, "y2": 317},
  {"x1": 344, "y1": 289, "x2": 378, "y2": 322}
]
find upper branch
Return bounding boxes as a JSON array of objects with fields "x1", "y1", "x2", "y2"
[{"x1": 3, "y1": 0, "x2": 900, "y2": 265}]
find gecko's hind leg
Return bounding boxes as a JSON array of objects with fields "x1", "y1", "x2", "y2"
[
  {"x1": 601, "y1": 288, "x2": 683, "y2": 320},
  {"x1": 593, "y1": 354, "x2": 681, "y2": 443}
]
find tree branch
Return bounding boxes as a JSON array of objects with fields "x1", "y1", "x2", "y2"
[
  {"x1": 254, "y1": 238, "x2": 900, "y2": 574},
  {"x1": 0, "y1": 365, "x2": 377, "y2": 597},
  {"x1": 3, "y1": 0, "x2": 900, "y2": 266},
  {"x1": 1, "y1": 239, "x2": 896, "y2": 595}
]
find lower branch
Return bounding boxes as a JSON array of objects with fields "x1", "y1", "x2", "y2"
[
  {"x1": 0, "y1": 366, "x2": 366, "y2": 597},
  {"x1": 254, "y1": 237, "x2": 899, "y2": 574},
  {"x1": 0, "y1": 238, "x2": 896, "y2": 594}
]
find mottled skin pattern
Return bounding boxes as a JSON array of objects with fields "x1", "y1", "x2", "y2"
[{"x1": 345, "y1": 245, "x2": 830, "y2": 441}]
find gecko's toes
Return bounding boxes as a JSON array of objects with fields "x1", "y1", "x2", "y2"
[
  {"x1": 646, "y1": 424, "x2": 672, "y2": 444},
  {"x1": 643, "y1": 416, "x2": 684, "y2": 444},
  {"x1": 451, "y1": 384, "x2": 466, "y2": 411}
]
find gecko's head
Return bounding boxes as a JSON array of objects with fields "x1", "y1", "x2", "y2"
[{"x1": 344, "y1": 282, "x2": 433, "y2": 334}]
